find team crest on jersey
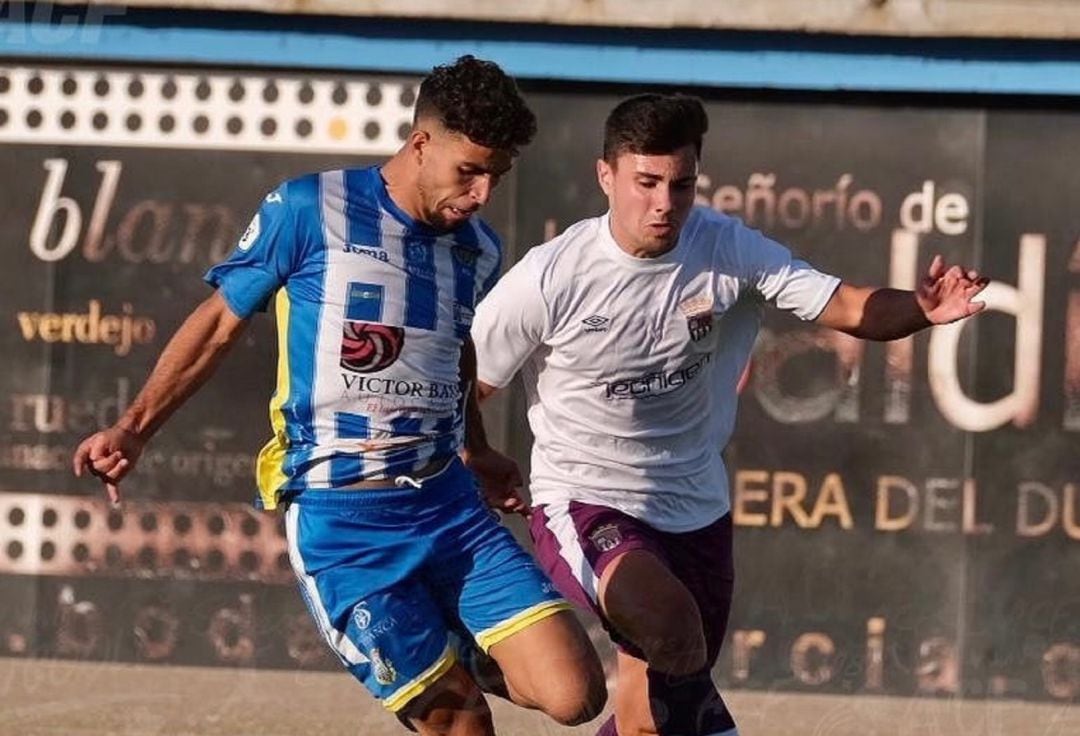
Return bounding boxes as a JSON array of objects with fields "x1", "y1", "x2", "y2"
[
  {"x1": 451, "y1": 244, "x2": 480, "y2": 267},
  {"x1": 589, "y1": 524, "x2": 623, "y2": 553},
  {"x1": 678, "y1": 295, "x2": 714, "y2": 342},
  {"x1": 370, "y1": 648, "x2": 397, "y2": 685},
  {"x1": 404, "y1": 243, "x2": 437, "y2": 279},
  {"x1": 341, "y1": 321, "x2": 405, "y2": 373},
  {"x1": 453, "y1": 302, "x2": 475, "y2": 327}
]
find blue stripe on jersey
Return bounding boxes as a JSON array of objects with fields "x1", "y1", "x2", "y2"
[
  {"x1": 383, "y1": 445, "x2": 420, "y2": 477},
  {"x1": 345, "y1": 168, "x2": 382, "y2": 247},
  {"x1": 450, "y1": 225, "x2": 481, "y2": 338},
  {"x1": 433, "y1": 430, "x2": 459, "y2": 458},
  {"x1": 432, "y1": 414, "x2": 455, "y2": 434},
  {"x1": 329, "y1": 453, "x2": 364, "y2": 486},
  {"x1": 282, "y1": 174, "x2": 326, "y2": 490},
  {"x1": 475, "y1": 219, "x2": 503, "y2": 297},
  {"x1": 390, "y1": 416, "x2": 423, "y2": 435},
  {"x1": 403, "y1": 234, "x2": 438, "y2": 330},
  {"x1": 336, "y1": 412, "x2": 371, "y2": 439}
]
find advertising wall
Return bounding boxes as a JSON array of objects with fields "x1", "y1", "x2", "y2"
[{"x1": 0, "y1": 63, "x2": 1077, "y2": 702}]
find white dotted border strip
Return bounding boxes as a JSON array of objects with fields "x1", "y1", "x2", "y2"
[
  {"x1": 0, "y1": 492, "x2": 291, "y2": 583},
  {"x1": 0, "y1": 65, "x2": 419, "y2": 154}
]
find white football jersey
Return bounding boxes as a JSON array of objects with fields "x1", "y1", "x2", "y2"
[{"x1": 472, "y1": 206, "x2": 840, "y2": 532}]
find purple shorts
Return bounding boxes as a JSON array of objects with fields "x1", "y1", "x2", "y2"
[{"x1": 530, "y1": 501, "x2": 734, "y2": 662}]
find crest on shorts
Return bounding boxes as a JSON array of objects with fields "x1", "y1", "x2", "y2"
[
  {"x1": 589, "y1": 523, "x2": 623, "y2": 553},
  {"x1": 370, "y1": 647, "x2": 397, "y2": 685},
  {"x1": 353, "y1": 604, "x2": 372, "y2": 630}
]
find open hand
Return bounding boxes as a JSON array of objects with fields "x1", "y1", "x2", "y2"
[{"x1": 916, "y1": 254, "x2": 990, "y2": 325}]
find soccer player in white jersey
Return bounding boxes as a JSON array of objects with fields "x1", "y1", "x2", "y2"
[
  {"x1": 72, "y1": 56, "x2": 606, "y2": 734},
  {"x1": 471, "y1": 94, "x2": 989, "y2": 736}
]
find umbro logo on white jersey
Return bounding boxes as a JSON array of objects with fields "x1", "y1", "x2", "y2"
[{"x1": 582, "y1": 315, "x2": 609, "y2": 333}]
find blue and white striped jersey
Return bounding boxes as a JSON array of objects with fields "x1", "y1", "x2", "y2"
[{"x1": 205, "y1": 166, "x2": 502, "y2": 509}]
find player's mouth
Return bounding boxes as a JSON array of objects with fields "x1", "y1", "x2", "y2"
[
  {"x1": 446, "y1": 205, "x2": 478, "y2": 220},
  {"x1": 646, "y1": 222, "x2": 673, "y2": 235}
]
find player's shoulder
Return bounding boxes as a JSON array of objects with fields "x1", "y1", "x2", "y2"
[
  {"x1": 684, "y1": 205, "x2": 744, "y2": 240},
  {"x1": 264, "y1": 171, "x2": 323, "y2": 216},
  {"x1": 520, "y1": 215, "x2": 605, "y2": 274},
  {"x1": 681, "y1": 205, "x2": 766, "y2": 259}
]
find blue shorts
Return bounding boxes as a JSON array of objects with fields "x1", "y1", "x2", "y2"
[{"x1": 284, "y1": 457, "x2": 569, "y2": 713}]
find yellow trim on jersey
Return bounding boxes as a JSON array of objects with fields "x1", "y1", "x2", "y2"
[
  {"x1": 382, "y1": 643, "x2": 457, "y2": 713},
  {"x1": 474, "y1": 600, "x2": 573, "y2": 654},
  {"x1": 255, "y1": 288, "x2": 291, "y2": 511}
]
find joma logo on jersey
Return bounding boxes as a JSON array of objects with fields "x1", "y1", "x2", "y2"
[{"x1": 343, "y1": 243, "x2": 390, "y2": 262}]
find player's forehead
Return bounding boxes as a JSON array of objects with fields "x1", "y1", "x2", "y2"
[
  {"x1": 613, "y1": 146, "x2": 697, "y2": 179},
  {"x1": 435, "y1": 126, "x2": 514, "y2": 175}
]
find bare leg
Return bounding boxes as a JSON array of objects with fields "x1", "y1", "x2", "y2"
[
  {"x1": 487, "y1": 609, "x2": 608, "y2": 726},
  {"x1": 401, "y1": 664, "x2": 494, "y2": 736}
]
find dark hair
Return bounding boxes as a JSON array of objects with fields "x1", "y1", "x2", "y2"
[
  {"x1": 414, "y1": 55, "x2": 537, "y2": 154},
  {"x1": 602, "y1": 93, "x2": 709, "y2": 163}
]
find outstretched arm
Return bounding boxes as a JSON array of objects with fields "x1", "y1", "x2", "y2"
[
  {"x1": 816, "y1": 255, "x2": 988, "y2": 340},
  {"x1": 72, "y1": 290, "x2": 248, "y2": 504}
]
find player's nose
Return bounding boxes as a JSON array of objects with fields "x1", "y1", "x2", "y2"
[{"x1": 470, "y1": 176, "x2": 493, "y2": 206}]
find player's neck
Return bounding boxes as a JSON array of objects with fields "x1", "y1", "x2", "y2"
[
  {"x1": 607, "y1": 218, "x2": 678, "y2": 259},
  {"x1": 379, "y1": 155, "x2": 427, "y2": 225}
]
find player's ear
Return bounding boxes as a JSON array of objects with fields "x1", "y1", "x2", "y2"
[
  {"x1": 407, "y1": 127, "x2": 431, "y2": 163},
  {"x1": 596, "y1": 158, "x2": 614, "y2": 196}
]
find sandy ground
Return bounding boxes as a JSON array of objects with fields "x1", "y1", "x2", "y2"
[{"x1": 0, "y1": 658, "x2": 1077, "y2": 736}]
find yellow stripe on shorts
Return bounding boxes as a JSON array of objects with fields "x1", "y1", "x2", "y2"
[
  {"x1": 474, "y1": 600, "x2": 573, "y2": 654},
  {"x1": 383, "y1": 643, "x2": 458, "y2": 713}
]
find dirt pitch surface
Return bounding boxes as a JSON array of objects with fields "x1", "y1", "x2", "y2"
[{"x1": 0, "y1": 659, "x2": 1076, "y2": 735}]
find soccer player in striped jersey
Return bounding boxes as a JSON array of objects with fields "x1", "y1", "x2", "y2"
[
  {"x1": 471, "y1": 94, "x2": 989, "y2": 736},
  {"x1": 73, "y1": 56, "x2": 605, "y2": 734}
]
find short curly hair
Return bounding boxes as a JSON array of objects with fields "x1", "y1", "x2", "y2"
[
  {"x1": 414, "y1": 55, "x2": 537, "y2": 154},
  {"x1": 603, "y1": 93, "x2": 709, "y2": 163}
]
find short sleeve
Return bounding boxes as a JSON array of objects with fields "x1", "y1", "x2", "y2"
[
  {"x1": 471, "y1": 253, "x2": 548, "y2": 389},
  {"x1": 204, "y1": 185, "x2": 301, "y2": 319},
  {"x1": 732, "y1": 221, "x2": 840, "y2": 322}
]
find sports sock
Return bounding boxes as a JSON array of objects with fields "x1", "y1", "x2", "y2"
[{"x1": 646, "y1": 667, "x2": 737, "y2": 736}]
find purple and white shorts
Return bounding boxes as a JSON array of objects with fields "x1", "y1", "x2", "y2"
[{"x1": 530, "y1": 501, "x2": 734, "y2": 662}]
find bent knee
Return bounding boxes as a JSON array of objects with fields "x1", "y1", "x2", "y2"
[
  {"x1": 543, "y1": 689, "x2": 607, "y2": 726},
  {"x1": 535, "y1": 668, "x2": 608, "y2": 726},
  {"x1": 401, "y1": 664, "x2": 494, "y2": 734}
]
